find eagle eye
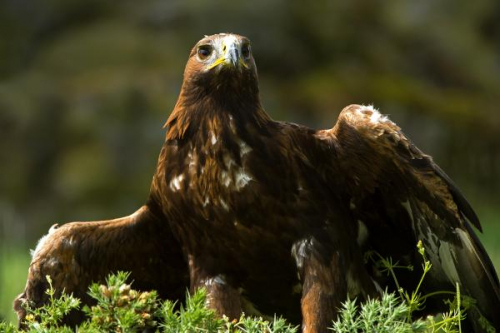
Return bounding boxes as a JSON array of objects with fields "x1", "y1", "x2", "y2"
[
  {"x1": 197, "y1": 45, "x2": 213, "y2": 60},
  {"x1": 241, "y1": 43, "x2": 251, "y2": 59}
]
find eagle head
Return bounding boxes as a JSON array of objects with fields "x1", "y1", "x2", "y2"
[
  {"x1": 166, "y1": 33, "x2": 268, "y2": 140},
  {"x1": 180, "y1": 33, "x2": 259, "y2": 97},
  {"x1": 190, "y1": 33, "x2": 254, "y2": 73}
]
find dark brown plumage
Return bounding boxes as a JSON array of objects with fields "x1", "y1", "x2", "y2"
[
  {"x1": 14, "y1": 203, "x2": 188, "y2": 328},
  {"x1": 15, "y1": 33, "x2": 499, "y2": 332}
]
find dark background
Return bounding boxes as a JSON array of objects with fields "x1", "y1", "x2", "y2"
[{"x1": 1, "y1": 0, "x2": 499, "y2": 322}]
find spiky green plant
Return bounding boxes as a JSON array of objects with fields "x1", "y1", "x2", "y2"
[
  {"x1": 16, "y1": 275, "x2": 80, "y2": 333},
  {"x1": 3, "y1": 242, "x2": 495, "y2": 333}
]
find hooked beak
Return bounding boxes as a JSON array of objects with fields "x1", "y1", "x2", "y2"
[
  {"x1": 225, "y1": 42, "x2": 239, "y2": 67},
  {"x1": 208, "y1": 36, "x2": 249, "y2": 70}
]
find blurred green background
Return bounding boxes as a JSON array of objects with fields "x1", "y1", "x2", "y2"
[{"x1": 1, "y1": 0, "x2": 499, "y2": 324}]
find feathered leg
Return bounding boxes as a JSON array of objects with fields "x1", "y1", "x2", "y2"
[
  {"x1": 188, "y1": 254, "x2": 243, "y2": 320},
  {"x1": 300, "y1": 252, "x2": 344, "y2": 333},
  {"x1": 294, "y1": 234, "x2": 377, "y2": 333}
]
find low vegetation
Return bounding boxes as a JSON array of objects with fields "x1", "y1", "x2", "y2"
[{"x1": 0, "y1": 243, "x2": 493, "y2": 332}]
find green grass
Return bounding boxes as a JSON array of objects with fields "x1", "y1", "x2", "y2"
[
  {"x1": 476, "y1": 205, "x2": 500, "y2": 271},
  {"x1": 0, "y1": 244, "x2": 31, "y2": 324}
]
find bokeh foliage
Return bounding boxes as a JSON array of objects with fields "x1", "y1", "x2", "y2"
[{"x1": 1, "y1": 0, "x2": 499, "y2": 323}]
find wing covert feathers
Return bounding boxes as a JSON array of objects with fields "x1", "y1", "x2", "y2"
[
  {"x1": 14, "y1": 204, "x2": 188, "y2": 328},
  {"x1": 319, "y1": 104, "x2": 500, "y2": 330}
]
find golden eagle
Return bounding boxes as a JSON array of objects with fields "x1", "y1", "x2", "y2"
[{"x1": 15, "y1": 33, "x2": 499, "y2": 332}]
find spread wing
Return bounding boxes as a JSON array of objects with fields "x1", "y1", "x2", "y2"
[
  {"x1": 316, "y1": 104, "x2": 500, "y2": 330},
  {"x1": 14, "y1": 204, "x2": 188, "y2": 327}
]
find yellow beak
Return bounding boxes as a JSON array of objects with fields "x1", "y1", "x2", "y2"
[{"x1": 208, "y1": 38, "x2": 249, "y2": 70}]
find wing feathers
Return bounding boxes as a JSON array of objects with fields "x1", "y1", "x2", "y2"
[
  {"x1": 432, "y1": 163, "x2": 481, "y2": 231},
  {"x1": 321, "y1": 104, "x2": 500, "y2": 329},
  {"x1": 14, "y1": 204, "x2": 188, "y2": 327},
  {"x1": 331, "y1": 104, "x2": 479, "y2": 231}
]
